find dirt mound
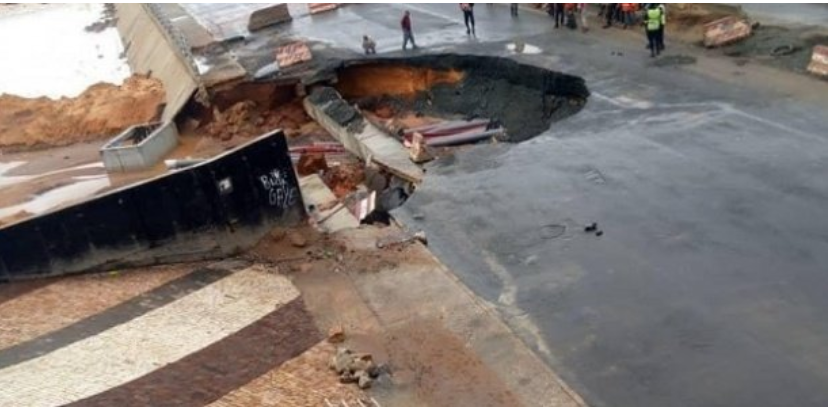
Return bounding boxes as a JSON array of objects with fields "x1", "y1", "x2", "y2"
[
  {"x1": 0, "y1": 75, "x2": 165, "y2": 151},
  {"x1": 198, "y1": 98, "x2": 315, "y2": 142},
  {"x1": 323, "y1": 163, "x2": 365, "y2": 199}
]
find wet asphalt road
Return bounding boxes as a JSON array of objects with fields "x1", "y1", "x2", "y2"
[{"x1": 248, "y1": 4, "x2": 827, "y2": 406}]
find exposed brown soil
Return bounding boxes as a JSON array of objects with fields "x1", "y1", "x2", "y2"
[
  {"x1": 336, "y1": 66, "x2": 464, "y2": 100},
  {"x1": 0, "y1": 75, "x2": 165, "y2": 150},
  {"x1": 250, "y1": 225, "x2": 524, "y2": 406},
  {"x1": 322, "y1": 163, "x2": 365, "y2": 199}
]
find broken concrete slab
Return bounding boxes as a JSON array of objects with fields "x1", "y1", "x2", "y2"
[
  {"x1": 304, "y1": 88, "x2": 424, "y2": 184},
  {"x1": 299, "y1": 174, "x2": 360, "y2": 233}
]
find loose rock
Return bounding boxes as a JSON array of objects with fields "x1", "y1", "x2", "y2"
[{"x1": 288, "y1": 232, "x2": 307, "y2": 248}]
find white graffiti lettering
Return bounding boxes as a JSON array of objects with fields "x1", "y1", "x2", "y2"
[{"x1": 259, "y1": 169, "x2": 298, "y2": 208}]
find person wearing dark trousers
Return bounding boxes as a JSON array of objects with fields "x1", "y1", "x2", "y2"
[
  {"x1": 461, "y1": 3, "x2": 475, "y2": 35},
  {"x1": 603, "y1": 3, "x2": 616, "y2": 28},
  {"x1": 401, "y1": 10, "x2": 417, "y2": 50},
  {"x1": 658, "y1": 3, "x2": 666, "y2": 51},
  {"x1": 644, "y1": 4, "x2": 662, "y2": 57},
  {"x1": 553, "y1": 3, "x2": 565, "y2": 28},
  {"x1": 510, "y1": 3, "x2": 519, "y2": 17}
]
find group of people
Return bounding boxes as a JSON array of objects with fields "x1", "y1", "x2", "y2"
[{"x1": 360, "y1": 4, "x2": 667, "y2": 58}]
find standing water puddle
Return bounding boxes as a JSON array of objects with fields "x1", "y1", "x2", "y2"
[{"x1": 0, "y1": 176, "x2": 111, "y2": 220}]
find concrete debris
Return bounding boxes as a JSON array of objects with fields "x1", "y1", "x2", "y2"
[
  {"x1": 703, "y1": 16, "x2": 752, "y2": 48},
  {"x1": 329, "y1": 347, "x2": 382, "y2": 390},
  {"x1": 408, "y1": 132, "x2": 434, "y2": 163},
  {"x1": 376, "y1": 230, "x2": 427, "y2": 248},
  {"x1": 807, "y1": 45, "x2": 827, "y2": 78}
]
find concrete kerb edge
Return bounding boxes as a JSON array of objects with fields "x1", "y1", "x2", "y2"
[{"x1": 387, "y1": 217, "x2": 586, "y2": 407}]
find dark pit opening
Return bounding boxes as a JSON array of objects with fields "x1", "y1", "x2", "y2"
[{"x1": 333, "y1": 54, "x2": 590, "y2": 143}]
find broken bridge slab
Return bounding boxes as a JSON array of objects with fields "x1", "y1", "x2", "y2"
[{"x1": 303, "y1": 90, "x2": 424, "y2": 184}]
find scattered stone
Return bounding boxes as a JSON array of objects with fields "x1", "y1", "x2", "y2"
[
  {"x1": 357, "y1": 371, "x2": 373, "y2": 389},
  {"x1": 376, "y1": 230, "x2": 427, "y2": 248},
  {"x1": 329, "y1": 347, "x2": 383, "y2": 389},
  {"x1": 288, "y1": 232, "x2": 307, "y2": 248},
  {"x1": 328, "y1": 325, "x2": 346, "y2": 344}
]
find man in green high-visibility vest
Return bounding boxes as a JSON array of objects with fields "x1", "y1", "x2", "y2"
[{"x1": 644, "y1": 4, "x2": 663, "y2": 57}]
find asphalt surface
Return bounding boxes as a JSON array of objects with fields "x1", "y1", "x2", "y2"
[
  {"x1": 734, "y1": 3, "x2": 828, "y2": 28},
  {"x1": 204, "y1": 4, "x2": 827, "y2": 406}
]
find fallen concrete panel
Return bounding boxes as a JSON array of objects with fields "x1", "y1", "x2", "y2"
[
  {"x1": 0, "y1": 131, "x2": 305, "y2": 281},
  {"x1": 703, "y1": 16, "x2": 752, "y2": 48},
  {"x1": 299, "y1": 174, "x2": 360, "y2": 233},
  {"x1": 807, "y1": 45, "x2": 827, "y2": 77},
  {"x1": 115, "y1": 4, "x2": 204, "y2": 120},
  {"x1": 304, "y1": 88, "x2": 423, "y2": 184}
]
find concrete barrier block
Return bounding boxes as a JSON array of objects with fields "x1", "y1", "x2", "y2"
[
  {"x1": 248, "y1": 4, "x2": 292, "y2": 31},
  {"x1": 308, "y1": 3, "x2": 338, "y2": 15},
  {"x1": 807, "y1": 45, "x2": 827, "y2": 78},
  {"x1": 703, "y1": 16, "x2": 752, "y2": 48},
  {"x1": 101, "y1": 122, "x2": 179, "y2": 173}
]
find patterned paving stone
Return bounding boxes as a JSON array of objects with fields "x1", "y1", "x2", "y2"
[
  {"x1": 0, "y1": 266, "x2": 298, "y2": 407},
  {"x1": 0, "y1": 265, "x2": 194, "y2": 350}
]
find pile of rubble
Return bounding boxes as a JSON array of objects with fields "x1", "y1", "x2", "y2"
[{"x1": 329, "y1": 347, "x2": 384, "y2": 390}]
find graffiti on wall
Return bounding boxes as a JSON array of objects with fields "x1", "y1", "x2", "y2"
[{"x1": 259, "y1": 169, "x2": 298, "y2": 209}]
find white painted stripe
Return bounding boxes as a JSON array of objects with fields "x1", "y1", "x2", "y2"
[{"x1": 0, "y1": 266, "x2": 299, "y2": 407}]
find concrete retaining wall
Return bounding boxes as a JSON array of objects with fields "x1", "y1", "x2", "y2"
[
  {"x1": 101, "y1": 122, "x2": 179, "y2": 172},
  {"x1": 0, "y1": 131, "x2": 304, "y2": 281},
  {"x1": 115, "y1": 4, "x2": 206, "y2": 120}
]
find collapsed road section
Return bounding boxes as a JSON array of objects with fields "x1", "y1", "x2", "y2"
[{"x1": 333, "y1": 54, "x2": 590, "y2": 143}]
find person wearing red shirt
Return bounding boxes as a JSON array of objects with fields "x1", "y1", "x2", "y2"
[{"x1": 401, "y1": 10, "x2": 417, "y2": 50}]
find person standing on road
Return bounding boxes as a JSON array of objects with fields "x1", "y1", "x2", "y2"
[
  {"x1": 603, "y1": 3, "x2": 616, "y2": 28},
  {"x1": 658, "y1": 3, "x2": 666, "y2": 51},
  {"x1": 577, "y1": 3, "x2": 589, "y2": 32},
  {"x1": 510, "y1": 3, "x2": 519, "y2": 17},
  {"x1": 621, "y1": 3, "x2": 636, "y2": 29},
  {"x1": 553, "y1": 3, "x2": 566, "y2": 28},
  {"x1": 644, "y1": 3, "x2": 662, "y2": 57},
  {"x1": 461, "y1": 3, "x2": 475, "y2": 35},
  {"x1": 401, "y1": 10, "x2": 417, "y2": 50}
]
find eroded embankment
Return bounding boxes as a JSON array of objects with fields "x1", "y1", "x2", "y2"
[
  {"x1": 0, "y1": 75, "x2": 165, "y2": 151},
  {"x1": 333, "y1": 54, "x2": 590, "y2": 142}
]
